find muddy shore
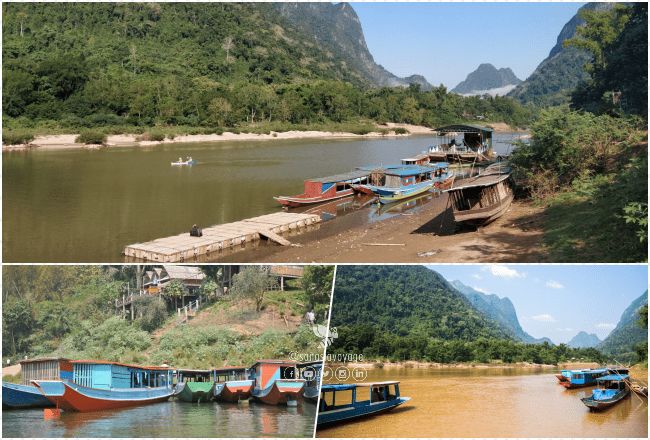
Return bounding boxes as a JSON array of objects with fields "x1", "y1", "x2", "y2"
[{"x1": 233, "y1": 193, "x2": 548, "y2": 263}]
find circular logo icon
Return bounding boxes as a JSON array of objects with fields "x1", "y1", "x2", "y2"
[
  {"x1": 351, "y1": 367, "x2": 368, "y2": 382},
  {"x1": 322, "y1": 366, "x2": 334, "y2": 382},
  {"x1": 335, "y1": 366, "x2": 350, "y2": 382},
  {"x1": 302, "y1": 367, "x2": 316, "y2": 380}
]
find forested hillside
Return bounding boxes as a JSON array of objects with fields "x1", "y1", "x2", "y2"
[
  {"x1": 2, "y1": 266, "x2": 330, "y2": 368},
  {"x1": 598, "y1": 291, "x2": 648, "y2": 362},
  {"x1": 508, "y1": 2, "x2": 613, "y2": 106},
  {"x1": 2, "y1": 2, "x2": 534, "y2": 144},
  {"x1": 329, "y1": 266, "x2": 604, "y2": 364}
]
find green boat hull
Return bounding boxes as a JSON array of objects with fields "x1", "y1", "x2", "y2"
[{"x1": 177, "y1": 382, "x2": 215, "y2": 403}]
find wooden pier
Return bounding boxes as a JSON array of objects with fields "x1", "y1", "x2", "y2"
[{"x1": 123, "y1": 212, "x2": 321, "y2": 262}]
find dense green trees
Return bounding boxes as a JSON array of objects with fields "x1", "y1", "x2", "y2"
[
  {"x1": 302, "y1": 265, "x2": 334, "y2": 324},
  {"x1": 567, "y1": 3, "x2": 648, "y2": 116},
  {"x1": 2, "y1": 2, "x2": 535, "y2": 141}
]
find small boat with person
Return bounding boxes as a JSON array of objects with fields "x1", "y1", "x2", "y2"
[
  {"x1": 581, "y1": 373, "x2": 631, "y2": 411},
  {"x1": 171, "y1": 156, "x2": 195, "y2": 166},
  {"x1": 33, "y1": 360, "x2": 174, "y2": 412},
  {"x1": 250, "y1": 360, "x2": 305, "y2": 406},
  {"x1": 317, "y1": 381, "x2": 410, "y2": 427},
  {"x1": 274, "y1": 170, "x2": 371, "y2": 207}
]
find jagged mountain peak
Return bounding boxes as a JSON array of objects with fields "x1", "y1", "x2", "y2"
[
  {"x1": 452, "y1": 63, "x2": 521, "y2": 96},
  {"x1": 567, "y1": 331, "x2": 601, "y2": 348}
]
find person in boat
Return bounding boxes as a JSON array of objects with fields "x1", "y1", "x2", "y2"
[
  {"x1": 190, "y1": 224, "x2": 202, "y2": 237},
  {"x1": 187, "y1": 156, "x2": 193, "y2": 162},
  {"x1": 178, "y1": 157, "x2": 183, "y2": 163}
]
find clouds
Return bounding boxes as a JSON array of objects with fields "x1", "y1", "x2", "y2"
[
  {"x1": 472, "y1": 286, "x2": 490, "y2": 294},
  {"x1": 546, "y1": 280, "x2": 564, "y2": 289},
  {"x1": 595, "y1": 323, "x2": 616, "y2": 330},
  {"x1": 482, "y1": 265, "x2": 525, "y2": 279},
  {"x1": 531, "y1": 314, "x2": 556, "y2": 322}
]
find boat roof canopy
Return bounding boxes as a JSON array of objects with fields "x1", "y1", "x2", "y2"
[
  {"x1": 321, "y1": 381, "x2": 400, "y2": 392},
  {"x1": 213, "y1": 366, "x2": 247, "y2": 372},
  {"x1": 386, "y1": 165, "x2": 432, "y2": 176},
  {"x1": 19, "y1": 357, "x2": 70, "y2": 364},
  {"x1": 71, "y1": 359, "x2": 172, "y2": 371},
  {"x1": 310, "y1": 170, "x2": 370, "y2": 183},
  {"x1": 434, "y1": 124, "x2": 494, "y2": 134},
  {"x1": 597, "y1": 374, "x2": 630, "y2": 381}
]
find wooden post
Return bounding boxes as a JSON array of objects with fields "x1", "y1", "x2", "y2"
[{"x1": 280, "y1": 276, "x2": 284, "y2": 291}]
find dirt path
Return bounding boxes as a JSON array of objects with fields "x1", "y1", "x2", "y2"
[{"x1": 251, "y1": 196, "x2": 548, "y2": 263}]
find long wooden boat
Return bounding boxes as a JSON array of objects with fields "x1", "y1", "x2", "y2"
[
  {"x1": 560, "y1": 368, "x2": 609, "y2": 389},
  {"x1": 171, "y1": 159, "x2": 195, "y2": 166},
  {"x1": 581, "y1": 374, "x2": 630, "y2": 411},
  {"x1": 446, "y1": 171, "x2": 514, "y2": 226},
  {"x1": 250, "y1": 360, "x2": 305, "y2": 405},
  {"x1": 2, "y1": 358, "x2": 72, "y2": 409},
  {"x1": 274, "y1": 170, "x2": 370, "y2": 207},
  {"x1": 317, "y1": 381, "x2": 410, "y2": 427},
  {"x1": 33, "y1": 360, "x2": 174, "y2": 412},
  {"x1": 362, "y1": 165, "x2": 436, "y2": 205},
  {"x1": 213, "y1": 367, "x2": 253, "y2": 403},
  {"x1": 428, "y1": 124, "x2": 493, "y2": 164},
  {"x1": 630, "y1": 382, "x2": 648, "y2": 397},
  {"x1": 174, "y1": 369, "x2": 215, "y2": 403}
]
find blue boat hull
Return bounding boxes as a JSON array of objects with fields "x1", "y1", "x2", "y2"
[
  {"x1": 2, "y1": 382, "x2": 54, "y2": 409},
  {"x1": 318, "y1": 397, "x2": 410, "y2": 426}
]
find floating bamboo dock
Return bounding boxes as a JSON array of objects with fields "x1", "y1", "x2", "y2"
[{"x1": 123, "y1": 212, "x2": 321, "y2": 262}]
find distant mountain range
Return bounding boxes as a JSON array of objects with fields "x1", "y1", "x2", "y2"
[
  {"x1": 509, "y1": 2, "x2": 614, "y2": 105},
  {"x1": 451, "y1": 280, "x2": 553, "y2": 345},
  {"x1": 598, "y1": 290, "x2": 648, "y2": 359},
  {"x1": 567, "y1": 331, "x2": 601, "y2": 348},
  {"x1": 452, "y1": 63, "x2": 521, "y2": 96},
  {"x1": 275, "y1": 2, "x2": 432, "y2": 90}
]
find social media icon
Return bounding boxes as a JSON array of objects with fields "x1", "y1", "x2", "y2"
[
  {"x1": 322, "y1": 366, "x2": 334, "y2": 382},
  {"x1": 335, "y1": 367, "x2": 349, "y2": 381},
  {"x1": 302, "y1": 367, "x2": 316, "y2": 380},
  {"x1": 352, "y1": 368, "x2": 368, "y2": 382}
]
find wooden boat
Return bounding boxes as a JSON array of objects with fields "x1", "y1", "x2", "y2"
[
  {"x1": 2, "y1": 358, "x2": 72, "y2": 409},
  {"x1": 428, "y1": 124, "x2": 493, "y2": 163},
  {"x1": 298, "y1": 361, "x2": 322, "y2": 403},
  {"x1": 401, "y1": 153, "x2": 430, "y2": 166},
  {"x1": 630, "y1": 382, "x2": 648, "y2": 397},
  {"x1": 250, "y1": 360, "x2": 305, "y2": 405},
  {"x1": 175, "y1": 369, "x2": 215, "y2": 403},
  {"x1": 560, "y1": 368, "x2": 609, "y2": 389},
  {"x1": 581, "y1": 374, "x2": 630, "y2": 411},
  {"x1": 362, "y1": 165, "x2": 435, "y2": 205},
  {"x1": 213, "y1": 367, "x2": 253, "y2": 403},
  {"x1": 446, "y1": 170, "x2": 514, "y2": 226},
  {"x1": 317, "y1": 381, "x2": 410, "y2": 427},
  {"x1": 171, "y1": 159, "x2": 195, "y2": 166},
  {"x1": 274, "y1": 170, "x2": 370, "y2": 207},
  {"x1": 32, "y1": 360, "x2": 174, "y2": 412}
]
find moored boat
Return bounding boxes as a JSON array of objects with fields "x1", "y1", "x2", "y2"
[
  {"x1": 213, "y1": 367, "x2": 253, "y2": 403},
  {"x1": 250, "y1": 360, "x2": 305, "y2": 405},
  {"x1": 401, "y1": 153, "x2": 430, "y2": 166},
  {"x1": 171, "y1": 157, "x2": 195, "y2": 166},
  {"x1": 317, "y1": 381, "x2": 410, "y2": 427},
  {"x1": 362, "y1": 165, "x2": 436, "y2": 205},
  {"x1": 274, "y1": 170, "x2": 371, "y2": 207},
  {"x1": 560, "y1": 368, "x2": 609, "y2": 389},
  {"x1": 445, "y1": 169, "x2": 514, "y2": 226},
  {"x1": 32, "y1": 360, "x2": 174, "y2": 412},
  {"x1": 175, "y1": 369, "x2": 215, "y2": 403},
  {"x1": 298, "y1": 361, "x2": 323, "y2": 403},
  {"x1": 581, "y1": 374, "x2": 630, "y2": 411},
  {"x1": 428, "y1": 124, "x2": 493, "y2": 163},
  {"x1": 2, "y1": 358, "x2": 72, "y2": 409}
]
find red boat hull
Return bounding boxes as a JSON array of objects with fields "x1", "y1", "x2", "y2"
[
  {"x1": 216, "y1": 384, "x2": 253, "y2": 403},
  {"x1": 44, "y1": 382, "x2": 172, "y2": 412}
]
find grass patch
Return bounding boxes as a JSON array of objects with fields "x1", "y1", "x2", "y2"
[
  {"x1": 394, "y1": 127, "x2": 410, "y2": 135},
  {"x1": 76, "y1": 129, "x2": 107, "y2": 145}
]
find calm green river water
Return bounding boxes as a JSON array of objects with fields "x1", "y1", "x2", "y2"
[
  {"x1": 2, "y1": 400, "x2": 316, "y2": 437},
  {"x1": 3, "y1": 134, "x2": 520, "y2": 262}
]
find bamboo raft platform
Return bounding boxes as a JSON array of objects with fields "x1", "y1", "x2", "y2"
[{"x1": 123, "y1": 212, "x2": 321, "y2": 262}]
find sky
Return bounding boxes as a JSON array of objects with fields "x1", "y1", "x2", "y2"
[
  {"x1": 351, "y1": 1, "x2": 585, "y2": 88},
  {"x1": 429, "y1": 264, "x2": 648, "y2": 344}
]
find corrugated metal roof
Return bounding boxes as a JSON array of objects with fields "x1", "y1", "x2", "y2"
[
  {"x1": 385, "y1": 165, "x2": 432, "y2": 176},
  {"x1": 71, "y1": 360, "x2": 172, "y2": 371},
  {"x1": 597, "y1": 374, "x2": 630, "y2": 381}
]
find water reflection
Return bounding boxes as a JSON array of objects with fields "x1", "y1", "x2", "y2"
[{"x1": 2, "y1": 400, "x2": 316, "y2": 438}]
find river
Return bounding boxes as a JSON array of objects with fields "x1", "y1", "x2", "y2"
[
  {"x1": 316, "y1": 367, "x2": 648, "y2": 438},
  {"x1": 3, "y1": 133, "x2": 521, "y2": 262},
  {"x1": 2, "y1": 399, "x2": 316, "y2": 437}
]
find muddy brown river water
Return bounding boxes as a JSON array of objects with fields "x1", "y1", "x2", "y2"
[{"x1": 317, "y1": 367, "x2": 648, "y2": 438}]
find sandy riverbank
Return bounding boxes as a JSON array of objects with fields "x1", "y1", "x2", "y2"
[
  {"x1": 248, "y1": 196, "x2": 548, "y2": 263},
  {"x1": 2, "y1": 122, "x2": 522, "y2": 151}
]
